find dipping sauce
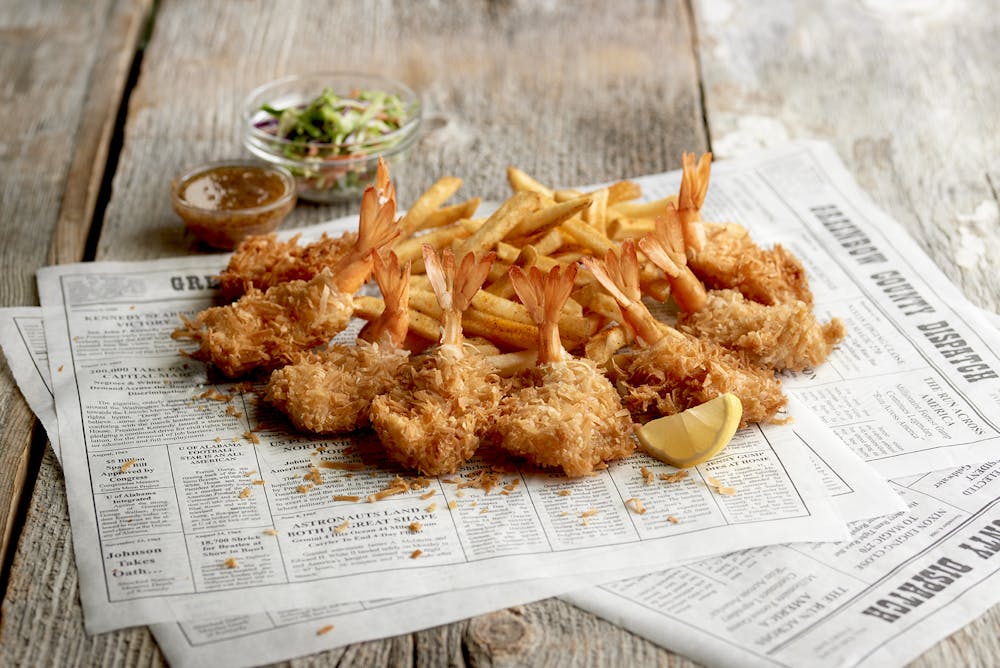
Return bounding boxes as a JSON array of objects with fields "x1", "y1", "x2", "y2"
[
  {"x1": 179, "y1": 165, "x2": 287, "y2": 211},
  {"x1": 171, "y1": 161, "x2": 296, "y2": 250}
]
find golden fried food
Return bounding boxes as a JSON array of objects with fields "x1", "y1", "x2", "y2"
[
  {"x1": 495, "y1": 265, "x2": 633, "y2": 476},
  {"x1": 690, "y1": 223, "x2": 813, "y2": 306},
  {"x1": 677, "y1": 289, "x2": 846, "y2": 371},
  {"x1": 266, "y1": 251, "x2": 412, "y2": 433},
  {"x1": 582, "y1": 240, "x2": 786, "y2": 427},
  {"x1": 217, "y1": 231, "x2": 358, "y2": 299},
  {"x1": 370, "y1": 247, "x2": 503, "y2": 475}
]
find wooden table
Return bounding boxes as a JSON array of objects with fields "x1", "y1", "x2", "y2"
[{"x1": 1, "y1": 1, "x2": 998, "y2": 664}]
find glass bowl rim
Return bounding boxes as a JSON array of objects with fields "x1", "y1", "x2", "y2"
[{"x1": 241, "y1": 71, "x2": 423, "y2": 153}]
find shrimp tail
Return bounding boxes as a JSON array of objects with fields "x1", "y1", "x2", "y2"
[
  {"x1": 678, "y1": 152, "x2": 711, "y2": 253},
  {"x1": 332, "y1": 164, "x2": 401, "y2": 294},
  {"x1": 423, "y1": 246, "x2": 496, "y2": 347},
  {"x1": 638, "y1": 203, "x2": 708, "y2": 312},
  {"x1": 360, "y1": 250, "x2": 411, "y2": 347},
  {"x1": 509, "y1": 263, "x2": 577, "y2": 364}
]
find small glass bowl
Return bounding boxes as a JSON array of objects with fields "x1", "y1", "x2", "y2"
[
  {"x1": 171, "y1": 160, "x2": 296, "y2": 250},
  {"x1": 241, "y1": 72, "x2": 422, "y2": 203}
]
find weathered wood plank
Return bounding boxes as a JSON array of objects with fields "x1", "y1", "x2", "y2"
[
  {"x1": 1, "y1": 0, "x2": 706, "y2": 665},
  {"x1": 692, "y1": 1, "x2": 1000, "y2": 665},
  {"x1": 0, "y1": 0, "x2": 151, "y2": 578}
]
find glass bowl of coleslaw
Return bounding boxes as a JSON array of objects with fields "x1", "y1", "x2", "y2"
[{"x1": 241, "y1": 72, "x2": 422, "y2": 203}]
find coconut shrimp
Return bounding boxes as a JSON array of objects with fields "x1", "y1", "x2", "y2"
[
  {"x1": 265, "y1": 251, "x2": 411, "y2": 433},
  {"x1": 495, "y1": 264, "x2": 634, "y2": 476},
  {"x1": 369, "y1": 247, "x2": 504, "y2": 475},
  {"x1": 674, "y1": 152, "x2": 813, "y2": 306},
  {"x1": 581, "y1": 240, "x2": 786, "y2": 427},
  {"x1": 217, "y1": 158, "x2": 397, "y2": 299},
  {"x1": 173, "y1": 176, "x2": 399, "y2": 377},
  {"x1": 639, "y1": 205, "x2": 844, "y2": 371}
]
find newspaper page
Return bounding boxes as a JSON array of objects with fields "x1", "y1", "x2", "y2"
[
  {"x1": 0, "y1": 308, "x2": 60, "y2": 458},
  {"x1": 565, "y1": 461, "x2": 1000, "y2": 668},
  {"x1": 0, "y1": 307, "x2": 900, "y2": 667},
  {"x1": 626, "y1": 143, "x2": 1000, "y2": 479},
  {"x1": 37, "y1": 250, "x2": 846, "y2": 633}
]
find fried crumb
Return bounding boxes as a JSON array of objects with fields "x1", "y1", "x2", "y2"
[
  {"x1": 480, "y1": 508, "x2": 488, "y2": 514},
  {"x1": 315, "y1": 445, "x2": 328, "y2": 453},
  {"x1": 199, "y1": 387, "x2": 234, "y2": 402},
  {"x1": 640, "y1": 466, "x2": 654, "y2": 485},
  {"x1": 660, "y1": 470, "x2": 690, "y2": 484},
  {"x1": 625, "y1": 498, "x2": 647, "y2": 514},
  {"x1": 442, "y1": 478, "x2": 458, "y2": 484},
  {"x1": 243, "y1": 431, "x2": 261, "y2": 444},
  {"x1": 317, "y1": 461, "x2": 366, "y2": 471},
  {"x1": 716, "y1": 486, "x2": 737, "y2": 496},
  {"x1": 408, "y1": 521, "x2": 422, "y2": 533},
  {"x1": 239, "y1": 487, "x2": 252, "y2": 499},
  {"x1": 334, "y1": 520, "x2": 350, "y2": 534},
  {"x1": 214, "y1": 437, "x2": 222, "y2": 443},
  {"x1": 667, "y1": 515, "x2": 680, "y2": 524},
  {"x1": 223, "y1": 557, "x2": 238, "y2": 569},
  {"x1": 263, "y1": 528, "x2": 279, "y2": 535},
  {"x1": 456, "y1": 469, "x2": 502, "y2": 494},
  {"x1": 58, "y1": 364, "x2": 64, "y2": 373},
  {"x1": 455, "y1": 491, "x2": 465, "y2": 498},
  {"x1": 582, "y1": 518, "x2": 589, "y2": 527},
  {"x1": 705, "y1": 475, "x2": 722, "y2": 487},
  {"x1": 253, "y1": 479, "x2": 265, "y2": 485},
  {"x1": 303, "y1": 465, "x2": 323, "y2": 485},
  {"x1": 447, "y1": 501, "x2": 458, "y2": 510},
  {"x1": 426, "y1": 503, "x2": 438, "y2": 512},
  {"x1": 316, "y1": 624, "x2": 335, "y2": 636},
  {"x1": 296, "y1": 484, "x2": 312, "y2": 494},
  {"x1": 244, "y1": 470, "x2": 257, "y2": 477},
  {"x1": 420, "y1": 490, "x2": 436, "y2": 500},
  {"x1": 334, "y1": 494, "x2": 361, "y2": 502},
  {"x1": 410, "y1": 549, "x2": 423, "y2": 559},
  {"x1": 557, "y1": 489, "x2": 572, "y2": 497},
  {"x1": 580, "y1": 508, "x2": 599, "y2": 518},
  {"x1": 119, "y1": 459, "x2": 137, "y2": 473},
  {"x1": 500, "y1": 490, "x2": 510, "y2": 496},
  {"x1": 226, "y1": 405, "x2": 238, "y2": 416}
]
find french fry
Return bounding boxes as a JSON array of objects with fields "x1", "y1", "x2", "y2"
[
  {"x1": 560, "y1": 218, "x2": 614, "y2": 255},
  {"x1": 353, "y1": 295, "x2": 442, "y2": 343},
  {"x1": 466, "y1": 337, "x2": 501, "y2": 356},
  {"x1": 553, "y1": 188, "x2": 583, "y2": 202},
  {"x1": 609, "y1": 195, "x2": 677, "y2": 219},
  {"x1": 462, "y1": 310, "x2": 538, "y2": 351},
  {"x1": 585, "y1": 326, "x2": 628, "y2": 366},
  {"x1": 530, "y1": 228, "x2": 565, "y2": 257},
  {"x1": 353, "y1": 295, "x2": 384, "y2": 320},
  {"x1": 470, "y1": 290, "x2": 595, "y2": 342},
  {"x1": 496, "y1": 242, "x2": 521, "y2": 264},
  {"x1": 417, "y1": 197, "x2": 481, "y2": 232},
  {"x1": 507, "y1": 166, "x2": 554, "y2": 199},
  {"x1": 398, "y1": 176, "x2": 463, "y2": 239},
  {"x1": 582, "y1": 188, "x2": 609, "y2": 236},
  {"x1": 394, "y1": 221, "x2": 474, "y2": 263},
  {"x1": 513, "y1": 196, "x2": 591, "y2": 237},
  {"x1": 607, "y1": 217, "x2": 655, "y2": 241},
  {"x1": 455, "y1": 191, "x2": 540, "y2": 257}
]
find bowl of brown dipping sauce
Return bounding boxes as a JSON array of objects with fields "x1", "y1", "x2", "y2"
[{"x1": 171, "y1": 160, "x2": 296, "y2": 249}]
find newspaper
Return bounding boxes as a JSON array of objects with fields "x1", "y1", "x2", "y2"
[
  {"x1": 35, "y1": 248, "x2": 848, "y2": 633},
  {"x1": 0, "y1": 307, "x2": 900, "y2": 667},
  {"x1": 565, "y1": 461, "x2": 1000, "y2": 667}
]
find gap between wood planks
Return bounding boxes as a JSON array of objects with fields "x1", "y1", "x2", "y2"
[
  {"x1": 0, "y1": 0, "x2": 160, "y2": 602},
  {"x1": 683, "y1": 0, "x2": 713, "y2": 153}
]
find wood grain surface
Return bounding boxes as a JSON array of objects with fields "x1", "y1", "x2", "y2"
[
  {"x1": 0, "y1": 0, "x2": 151, "y2": 574},
  {"x1": 2, "y1": 0, "x2": 998, "y2": 665}
]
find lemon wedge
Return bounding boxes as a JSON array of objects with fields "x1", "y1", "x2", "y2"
[{"x1": 635, "y1": 393, "x2": 743, "y2": 468}]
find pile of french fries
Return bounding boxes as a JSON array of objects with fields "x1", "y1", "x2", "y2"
[{"x1": 353, "y1": 167, "x2": 679, "y2": 362}]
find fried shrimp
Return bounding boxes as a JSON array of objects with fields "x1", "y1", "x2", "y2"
[
  {"x1": 637, "y1": 201, "x2": 707, "y2": 312},
  {"x1": 173, "y1": 166, "x2": 400, "y2": 377},
  {"x1": 677, "y1": 289, "x2": 846, "y2": 371},
  {"x1": 671, "y1": 152, "x2": 813, "y2": 306},
  {"x1": 217, "y1": 158, "x2": 397, "y2": 299},
  {"x1": 265, "y1": 251, "x2": 412, "y2": 433},
  {"x1": 495, "y1": 264, "x2": 634, "y2": 476},
  {"x1": 370, "y1": 247, "x2": 503, "y2": 475},
  {"x1": 581, "y1": 240, "x2": 786, "y2": 427}
]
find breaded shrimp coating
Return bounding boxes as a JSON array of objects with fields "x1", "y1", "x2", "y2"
[
  {"x1": 689, "y1": 223, "x2": 813, "y2": 306},
  {"x1": 370, "y1": 348, "x2": 503, "y2": 475},
  {"x1": 582, "y1": 240, "x2": 786, "y2": 427},
  {"x1": 173, "y1": 269, "x2": 355, "y2": 377},
  {"x1": 611, "y1": 332, "x2": 787, "y2": 427},
  {"x1": 371, "y1": 247, "x2": 502, "y2": 476},
  {"x1": 495, "y1": 265, "x2": 633, "y2": 476},
  {"x1": 266, "y1": 251, "x2": 412, "y2": 433},
  {"x1": 677, "y1": 289, "x2": 846, "y2": 371},
  {"x1": 218, "y1": 232, "x2": 357, "y2": 299},
  {"x1": 267, "y1": 342, "x2": 408, "y2": 433}
]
